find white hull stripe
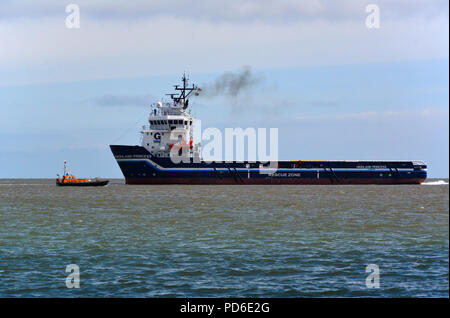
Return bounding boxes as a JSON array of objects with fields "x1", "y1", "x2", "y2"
[{"x1": 117, "y1": 159, "x2": 421, "y2": 173}]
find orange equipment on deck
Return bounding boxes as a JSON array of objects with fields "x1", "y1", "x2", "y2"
[{"x1": 60, "y1": 174, "x2": 89, "y2": 184}]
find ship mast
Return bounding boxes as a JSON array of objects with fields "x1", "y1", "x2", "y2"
[{"x1": 166, "y1": 73, "x2": 197, "y2": 110}]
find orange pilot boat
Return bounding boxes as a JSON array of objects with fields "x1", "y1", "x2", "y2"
[{"x1": 56, "y1": 161, "x2": 109, "y2": 187}]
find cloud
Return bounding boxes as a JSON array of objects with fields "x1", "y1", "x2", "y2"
[
  {"x1": 88, "y1": 94, "x2": 156, "y2": 107},
  {"x1": 0, "y1": 0, "x2": 447, "y2": 23},
  {"x1": 0, "y1": 1, "x2": 448, "y2": 85},
  {"x1": 281, "y1": 108, "x2": 449, "y2": 124},
  {"x1": 306, "y1": 100, "x2": 339, "y2": 107}
]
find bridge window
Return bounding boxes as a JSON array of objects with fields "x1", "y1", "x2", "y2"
[
  {"x1": 184, "y1": 121, "x2": 187, "y2": 125},
  {"x1": 169, "y1": 120, "x2": 173, "y2": 124}
]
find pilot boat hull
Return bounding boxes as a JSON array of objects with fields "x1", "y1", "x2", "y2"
[{"x1": 56, "y1": 180, "x2": 109, "y2": 187}]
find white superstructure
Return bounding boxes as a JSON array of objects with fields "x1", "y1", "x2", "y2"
[{"x1": 140, "y1": 75, "x2": 200, "y2": 158}]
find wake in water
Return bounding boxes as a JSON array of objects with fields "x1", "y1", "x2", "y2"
[{"x1": 422, "y1": 180, "x2": 449, "y2": 185}]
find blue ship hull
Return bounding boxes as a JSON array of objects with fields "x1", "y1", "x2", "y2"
[{"x1": 110, "y1": 145, "x2": 427, "y2": 185}]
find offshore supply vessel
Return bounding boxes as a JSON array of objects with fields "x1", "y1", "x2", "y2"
[{"x1": 110, "y1": 75, "x2": 427, "y2": 185}]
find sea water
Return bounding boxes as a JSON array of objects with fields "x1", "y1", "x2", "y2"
[{"x1": 0, "y1": 179, "x2": 448, "y2": 297}]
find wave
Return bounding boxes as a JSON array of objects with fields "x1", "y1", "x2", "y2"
[
  {"x1": 422, "y1": 180, "x2": 449, "y2": 185},
  {"x1": 0, "y1": 183, "x2": 51, "y2": 186}
]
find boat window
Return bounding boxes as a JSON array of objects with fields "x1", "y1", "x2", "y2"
[
  {"x1": 178, "y1": 120, "x2": 182, "y2": 124},
  {"x1": 169, "y1": 120, "x2": 173, "y2": 124},
  {"x1": 184, "y1": 121, "x2": 187, "y2": 125},
  {"x1": 190, "y1": 121, "x2": 192, "y2": 125}
]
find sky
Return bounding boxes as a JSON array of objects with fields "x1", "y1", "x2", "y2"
[{"x1": 0, "y1": 0, "x2": 448, "y2": 178}]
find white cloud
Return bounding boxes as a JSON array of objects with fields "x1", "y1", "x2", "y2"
[
  {"x1": 1, "y1": 0, "x2": 447, "y2": 23},
  {"x1": 0, "y1": 0, "x2": 448, "y2": 84},
  {"x1": 284, "y1": 108, "x2": 449, "y2": 123}
]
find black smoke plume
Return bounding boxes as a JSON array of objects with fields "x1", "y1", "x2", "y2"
[{"x1": 195, "y1": 67, "x2": 263, "y2": 99}]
